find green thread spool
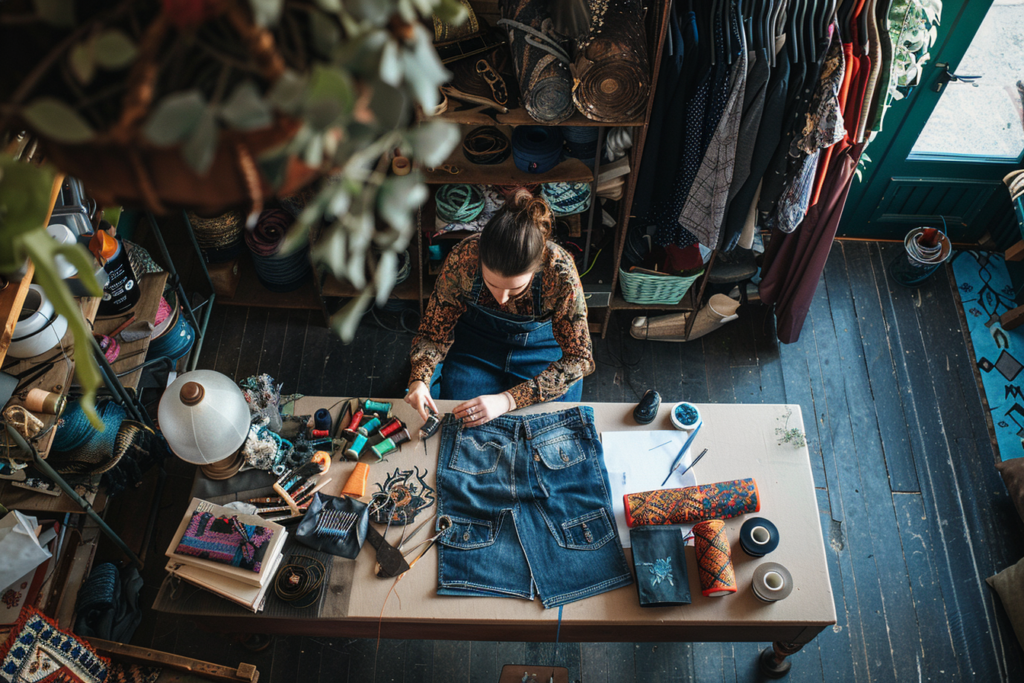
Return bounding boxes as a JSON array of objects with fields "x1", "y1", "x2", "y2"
[
  {"x1": 364, "y1": 400, "x2": 392, "y2": 415},
  {"x1": 370, "y1": 427, "x2": 411, "y2": 459},
  {"x1": 435, "y1": 185, "x2": 485, "y2": 224}
]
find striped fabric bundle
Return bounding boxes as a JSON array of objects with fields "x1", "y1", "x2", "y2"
[
  {"x1": 541, "y1": 182, "x2": 592, "y2": 216},
  {"x1": 624, "y1": 478, "x2": 760, "y2": 527}
]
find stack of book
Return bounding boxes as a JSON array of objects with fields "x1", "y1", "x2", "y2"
[{"x1": 165, "y1": 498, "x2": 287, "y2": 613}]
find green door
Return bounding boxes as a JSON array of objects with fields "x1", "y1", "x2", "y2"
[{"x1": 841, "y1": 0, "x2": 1024, "y2": 244}]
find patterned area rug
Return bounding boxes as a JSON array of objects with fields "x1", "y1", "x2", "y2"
[{"x1": 952, "y1": 251, "x2": 1024, "y2": 460}]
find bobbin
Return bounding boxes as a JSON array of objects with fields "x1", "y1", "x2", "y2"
[
  {"x1": 371, "y1": 427, "x2": 412, "y2": 459},
  {"x1": 739, "y1": 517, "x2": 780, "y2": 558},
  {"x1": 751, "y1": 562, "x2": 794, "y2": 603}
]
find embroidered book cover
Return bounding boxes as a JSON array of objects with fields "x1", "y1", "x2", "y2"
[{"x1": 629, "y1": 527, "x2": 691, "y2": 607}]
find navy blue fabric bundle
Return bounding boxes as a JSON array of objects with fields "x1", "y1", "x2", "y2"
[
  {"x1": 562, "y1": 126, "x2": 599, "y2": 167},
  {"x1": 512, "y1": 126, "x2": 564, "y2": 174}
]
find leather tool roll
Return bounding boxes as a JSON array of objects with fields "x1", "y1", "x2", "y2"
[
  {"x1": 498, "y1": 0, "x2": 575, "y2": 123},
  {"x1": 572, "y1": 0, "x2": 651, "y2": 122}
]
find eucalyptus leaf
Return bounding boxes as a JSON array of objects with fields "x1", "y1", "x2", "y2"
[
  {"x1": 348, "y1": 0, "x2": 392, "y2": 26},
  {"x1": 304, "y1": 133, "x2": 325, "y2": 166},
  {"x1": 221, "y1": 81, "x2": 273, "y2": 131},
  {"x1": 369, "y1": 82, "x2": 408, "y2": 131},
  {"x1": 377, "y1": 174, "x2": 427, "y2": 233},
  {"x1": 143, "y1": 91, "x2": 206, "y2": 145},
  {"x1": 279, "y1": 221, "x2": 313, "y2": 256},
  {"x1": 305, "y1": 65, "x2": 355, "y2": 127},
  {"x1": 314, "y1": 0, "x2": 342, "y2": 11},
  {"x1": 22, "y1": 98, "x2": 95, "y2": 143},
  {"x1": 374, "y1": 250, "x2": 398, "y2": 306},
  {"x1": 379, "y1": 39, "x2": 402, "y2": 87},
  {"x1": 248, "y1": 0, "x2": 283, "y2": 26},
  {"x1": 310, "y1": 8, "x2": 341, "y2": 57},
  {"x1": 182, "y1": 107, "x2": 218, "y2": 175},
  {"x1": 408, "y1": 120, "x2": 460, "y2": 167},
  {"x1": 69, "y1": 42, "x2": 95, "y2": 85},
  {"x1": 32, "y1": 0, "x2": 74, "y2": 27},
  {"x1": 331, "y1": 290, "x2": 374, "y2": 342},
  {"x1": 434, "y1": 0, "x2": 469, "y2": 24},
  {"x1": 401, "y1": 26, "x2": 451, "y2": 110},
  {"x1": 94, "y1": 29, "x2": 136, "y2": 69},
  {"x1": 310, "y1": 220, "x2": 348, "y2": 273},
  {"x1": 267, "y1": 70, "x2": 307, "y2": 114}
]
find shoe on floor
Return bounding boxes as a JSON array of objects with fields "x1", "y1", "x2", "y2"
[
  {"x1": 707, "y1": 248, "x2": 758, "y2": 284},
  {"x1": 630, "y1": 294, "x2": 741, "y2": 342}
]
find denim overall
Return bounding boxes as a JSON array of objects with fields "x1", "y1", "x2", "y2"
[
  {"x1": 436, "y1": 269, "x2": 583, "y2": 401},
  {"x1": 435, "y1": 406, "x2": 633, "y2": 607}
]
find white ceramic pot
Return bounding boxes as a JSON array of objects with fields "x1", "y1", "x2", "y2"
[{"x1": 8, "y1": 286, "x2": 69, "y2": 359}]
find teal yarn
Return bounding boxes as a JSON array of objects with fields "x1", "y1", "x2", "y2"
[
  {"x1": 541, "y1": 182, "x2": 592, "y2": 216},
  {"x1": 435, "y1": 184, "x2": 486, "y2": 224},
  {"x1": 53, "y1": 399, "x2": 126, "y2": 452}
]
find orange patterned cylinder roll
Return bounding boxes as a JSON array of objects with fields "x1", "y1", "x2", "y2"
[
  {"x1": 624, "y1": 478, "x2": 760, "y2": 527},
  {"x1": 692, "y1": 519, "x2": 737, "y2": 597}
]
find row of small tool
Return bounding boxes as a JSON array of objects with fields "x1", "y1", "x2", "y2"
[{"x1": 253, "y1": 450, "x2": 333, "y2": 522}]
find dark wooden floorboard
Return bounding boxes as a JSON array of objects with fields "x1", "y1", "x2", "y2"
[{"x1": 148, "y1": 242, "x2": 1024, "y2": 682}]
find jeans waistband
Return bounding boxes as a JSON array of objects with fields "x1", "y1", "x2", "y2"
[{"x1": 441, "y1": 405, "x2": 594, "y2": 441}]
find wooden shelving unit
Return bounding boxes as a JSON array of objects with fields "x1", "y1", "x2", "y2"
[{"x1": 435, "y1": 106, "x2": 645, "y2": 128}]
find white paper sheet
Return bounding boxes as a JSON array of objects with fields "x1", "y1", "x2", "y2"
[{"x1": 602, "y1": 430, "x2": 699, "y2": 548}]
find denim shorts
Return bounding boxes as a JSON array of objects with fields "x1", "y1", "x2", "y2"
[{"x1": 435, "y1": 406, "x2": 633, "y2": 608}]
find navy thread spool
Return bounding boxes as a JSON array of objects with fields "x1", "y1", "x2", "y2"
[
  {"x1": 512, "y1": 126, "x2": 564, "y2": 174},
  {"x1": 314, "y1": 409, "x2": 332, "y2": 433},
  {"x1": 739, "y1": 517, "x2": 780, "y2": 558}
]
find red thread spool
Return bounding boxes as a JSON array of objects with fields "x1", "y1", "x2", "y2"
[
  {"x1": 342, "y1": 408, "x2": 364, "y2": 437},
  {"x1": 311, "y1": 429, "x2": 330, "y2": 438},
  {"x1": 378, "y1": 417, "x2": 404, "y2": 438},
  {"x1": 692, "y1": 519, "x2": 737, "y2": 597}
]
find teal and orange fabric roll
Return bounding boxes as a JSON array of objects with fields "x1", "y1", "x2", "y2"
[{"x1": 623, "y1": 478, "x2": 760, "y2": 527}]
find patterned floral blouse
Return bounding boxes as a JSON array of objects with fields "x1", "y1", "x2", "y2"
[{"x1": 409, "y1": 235, "x2": 594, "y2": 407}]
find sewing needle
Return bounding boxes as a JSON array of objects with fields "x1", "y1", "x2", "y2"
[
  {"x1": 661, "y1": 422, "x2": 703, "y2": 486},
  {"x1": 665, "y1": 447, "x2": 708, "y2": 484}
]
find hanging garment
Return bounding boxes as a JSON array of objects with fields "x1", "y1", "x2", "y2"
[
  {"x1": 867, "y1": 0, "x2": 897, "y2": 136},
  {"x1": 765, "y1": 30, "x2": 847, "y2": 234},
  {"x1": 678, "y1": 46, "x2": 748, "y2": 248},
  {"x1": 759, "y1": 143, "x2": 865, "y2": 343},
  {"x1": 856, "y1": 0, "x2": 885, "y2": 142},
  {"x1": 726, "y1": 47, "x2": 773, "y2": 209},
  {"x1": 435, "y1": 406, "x2": 633, "y2": 607},
  {"x1": 720, "y1": 34, "x2": 792, "y2": 251}
]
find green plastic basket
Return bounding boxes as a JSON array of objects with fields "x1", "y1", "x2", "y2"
[{"x1": 618, "y1": 268, "x2": 704, "y2": 305}]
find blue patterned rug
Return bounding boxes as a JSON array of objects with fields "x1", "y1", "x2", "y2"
[{"x1": 952, "y1": 251, "x2": 1024, "y2": 460}]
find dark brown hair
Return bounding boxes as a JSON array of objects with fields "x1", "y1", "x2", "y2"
[{"x1": 479, "y1": 189, "x2": 554, "y2": 276}]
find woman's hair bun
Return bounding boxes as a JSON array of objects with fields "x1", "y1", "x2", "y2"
[{"x1": 505, "y1": 188, "x2": 553, "y2": 240}]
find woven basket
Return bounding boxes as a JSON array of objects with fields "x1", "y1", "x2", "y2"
[{"x1": 618, "y1": 268, "x2": 703, "y2": 305}]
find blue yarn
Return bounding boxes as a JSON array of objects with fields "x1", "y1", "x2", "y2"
[
  {"x1": 146, "y1": 313, "x2": 195, "y2": 362},
  {"x1": 314, "y1": 408, "x2": 332, "y2": 432},
  {"x1": 512, "y1": 127, "x2": 564, "y2": 174},
  {"x1": 541, "y1": 182, "x2": 592, "y2": 216}
]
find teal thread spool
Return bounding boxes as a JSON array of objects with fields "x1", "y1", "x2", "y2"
[
  {"x1": 362, "y1": 417, "x2": 381, "y2": 434},
  {"x1": 670, "y1": 402, "x2": 700, "y2": 430},
  {"x1": 343, "y1": 417, "x2": 381, "y2": 458},
  {"x1": 364, "y1": 400, "x2": 392, "y2": 415}
]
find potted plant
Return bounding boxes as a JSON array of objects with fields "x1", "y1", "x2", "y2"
[{"x1": 1, "y1": 0, "x2": 463, "y2": 422}]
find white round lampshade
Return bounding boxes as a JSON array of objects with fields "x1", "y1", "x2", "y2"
[{"x1": 158, "y1": 370, "x2": 250, "y2": 465}]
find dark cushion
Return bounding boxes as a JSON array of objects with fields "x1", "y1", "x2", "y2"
[
  {"x1": 996, "y1": 458, "x2": 1024, "y2": 524},
  {"x1": 988, "y1": 556, "x2": 1024, "y2": 650}
]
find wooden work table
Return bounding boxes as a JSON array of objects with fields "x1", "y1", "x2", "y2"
[{"x1": 154, "y1": 399, "x2": 835, "y2": 677}]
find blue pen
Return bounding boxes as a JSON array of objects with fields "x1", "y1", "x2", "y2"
[{"x1": 661, "y1": 421, "x2": 703, "y2": 486}]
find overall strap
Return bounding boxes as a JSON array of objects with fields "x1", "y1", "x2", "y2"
[
  {"x1": 531, "y1": 269, "x2": 543, "y2": 316},
  {"x1": 468, "y1": 268, "x2": 485, "y2": 304}
]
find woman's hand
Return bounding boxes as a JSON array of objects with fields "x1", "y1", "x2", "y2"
[
  {"x1": 454, "y1": 392, "x2": 516, "y2": 427},
  {"x1": 405, "y1": 381, "x2": 438, "y2": 422}
]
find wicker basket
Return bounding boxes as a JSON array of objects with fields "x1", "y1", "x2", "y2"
[{"x1": 618, "y1": 268, "x2": 704, "y2": 305}]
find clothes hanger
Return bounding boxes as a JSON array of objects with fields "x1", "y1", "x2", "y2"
[
  {"x1": 857, "y1": 0, "x2": 871, "y2": 55},
  {"x1": 709, "y1": 0, "x2": 720, "y2": 65},
  {"x1": 762, "y1": 0, "x2": 774, "y2": 54},
  {"x1": 723, "y1": 0, "x2": 733, "y2": 66},
  {"x1": 801, "y1": 0, "x2": 816, "y2": 63},
  {"x1": 787, "y1": 0, "x2": 799, "y2": 62}
]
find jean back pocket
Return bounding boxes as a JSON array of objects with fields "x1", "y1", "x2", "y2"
[
  {"x1": 449, "y1": 431, "x2": 507, "y2": 475},
  {"x1": 439, "y1": 516, "x2": 496, "y2": 550},
  {"x1": 561, "y1": 509, "x2": 615, "y2": 550},
  {"x1": 532, "y1": 432, "x2": 587, "y2": 471}
]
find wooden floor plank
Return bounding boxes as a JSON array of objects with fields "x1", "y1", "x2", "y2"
[
  {"x1": 823, "y1": 249, "x2": 923, "y2": 679},
  {"x1": 295, "y1": 637, "x2": 324, "y2": 682},
  {"x1": 405, "y1": 639, "x2": 435, "y2": 683},
  {"x1": 633, "y1": 642, "x2": 693, "y2": 682},
  {"x1": 776, "y1": 315, "x2": 828, "y2": 491},
  {"x1": 806, "y1": 272, "x2": 844, "y2": 522},
  {"x1": 277, "y1": 308, "x2": 309, "y2": 392},
  {"x1": 580, "y1": 642, "x2": 634, "y2": 683},
  {"x1": 810, "y1": 487, "x2": 853, "y2": 682},
  {"x1": 691, "y1": 642, "x2": 726, "y2": 683},
  {"x1": 212, "y1": 305, "x2": 248, "y2": 381},
  {"x1": 431, "y1": 641, "x2": 471, "y2": 683},
  {"x1": 258, "y1": 304, "x2": 289, "y2": 377},
  {"x1": 523, "y1": 642, "x2": 581, "y2": 683},
  {"x1": 195, "y1": 298, "x2": 226, "y2": 370},
  {"x1": 844, "y1": 242, "x2": 920, "y2": 493},
  {"x1": 235, "y1": 307, "x2": 268, "y2": 381}
]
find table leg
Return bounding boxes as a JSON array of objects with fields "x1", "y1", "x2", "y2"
[{"x1": 758, "y1": 641, "x2": 805, "y2": 678}]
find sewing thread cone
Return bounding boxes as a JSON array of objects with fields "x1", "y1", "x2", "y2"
[{"x1": 630, "y1": 294, "x2": 741, "y2": 342}]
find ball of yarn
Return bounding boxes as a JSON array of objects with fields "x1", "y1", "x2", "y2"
[
  {"x1": 435, "y1": 185, "x2": 486, "y2": 223},
  {"x1": 541, "y1": 182, "x2": 592, "y2": 216}
]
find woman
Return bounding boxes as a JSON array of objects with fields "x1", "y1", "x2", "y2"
[{"x1": 405, "y1": 189, "x2": 593, "y2": 426}]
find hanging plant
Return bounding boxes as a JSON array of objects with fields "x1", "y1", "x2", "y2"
[
  {"x1": 0, "y1": 0, "x2": 464, "y2": 422},
  {"x1": 887, "y1": 0, "x2": 942, "y2": 100}
]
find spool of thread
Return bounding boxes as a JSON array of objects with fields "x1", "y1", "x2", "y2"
[
  {"x1": 311, "y1": 429, "x2": 331, "y2": 438},
  {"x1": 435, "y1": 185, "x2": 485, "y2": 224},
  {"x1": 392, "y1": 156, "x2": 411, "y2": 175},
  {"x1": 751, "y1": 562, "x2": 794, "y2": 603},
  {"x1": 692, "y1": 519, "x2": 737, "y2": 597},
  {"x1": 378, "y1": 417, "x2": 404, "y2": 438},
  {"x1": 420, "y1": 412, "x2": 441, "y2": 440},
  {"x1": 363, "y1": 400, "x2": 391, "y2": 416},
  {"x1": 344, "y1": 432, "x2": 368, "y2": 459},
  {"x1": 25, "y1": 388, "x2": 66, "y2": 415},
  {"x1": 343, "y1": 408, "x2": 365, "y2": 435},
  {"x1": 739, "y1": 517, "x2": 780, "y2": 558},
  {"x1": 670, "y1": 402, "x2": 701, "y2": 430},
  {"x1": 361, "y1": 417, "x2": 381, "y2": 434},
  {"x1": 314, "y1": 409, "x2": 332, "y2": 432},
  {"x1": 371, "y1": 427, "x2": 411, "y2": 459}
]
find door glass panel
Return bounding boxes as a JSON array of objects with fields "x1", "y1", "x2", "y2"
[{"x1": 910, "y1": 0, "x2": 1024, "y2": 161}]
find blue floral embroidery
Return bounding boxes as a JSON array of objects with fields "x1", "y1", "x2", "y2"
[{"x1": 639, "y1": 557, "x2": 675, "y2": 587}]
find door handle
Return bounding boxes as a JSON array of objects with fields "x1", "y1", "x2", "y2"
[{"x1": 933, "y1": 63, "x2": 982, "y2": 92}]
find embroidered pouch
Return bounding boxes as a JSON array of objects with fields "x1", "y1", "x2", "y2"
[
  {"x1": 0, "y1": 606, "x2": 109, "y2": 683},
  {"x1": 173, "y1": 512, "x2": 274, "y2": 573},
  {"x1": 630, "y1": 527, "x2": 691, "y2": 607}
]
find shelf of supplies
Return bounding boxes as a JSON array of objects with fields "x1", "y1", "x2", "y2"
[
  {"x1": 609, "y1": 288, "x2": 698, "y2": 311},
  {"x1": 424, "y1": 124, "x2": 593, "y2": 185},
  {"x1": 318, "y1": 254, "x2": 421, "y2": 301},
  {"x1": 432, "y1": 105, "x2": 645, "y2": 128},
  {"x1": 94, "y1": 272, "x2": 169, "y2": 391},
  {"x1": 0, "y1": 479, "x2": 107, "y2": 514}
]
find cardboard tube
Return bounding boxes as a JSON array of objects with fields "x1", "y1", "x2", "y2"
[{"x1": 25, "y1": 388, "x2": 65, "y2": 415}]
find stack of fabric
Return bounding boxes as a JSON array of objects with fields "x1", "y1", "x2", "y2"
[{"x1": 245, "y1": 209, "x2": 312, "y2": 292}]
